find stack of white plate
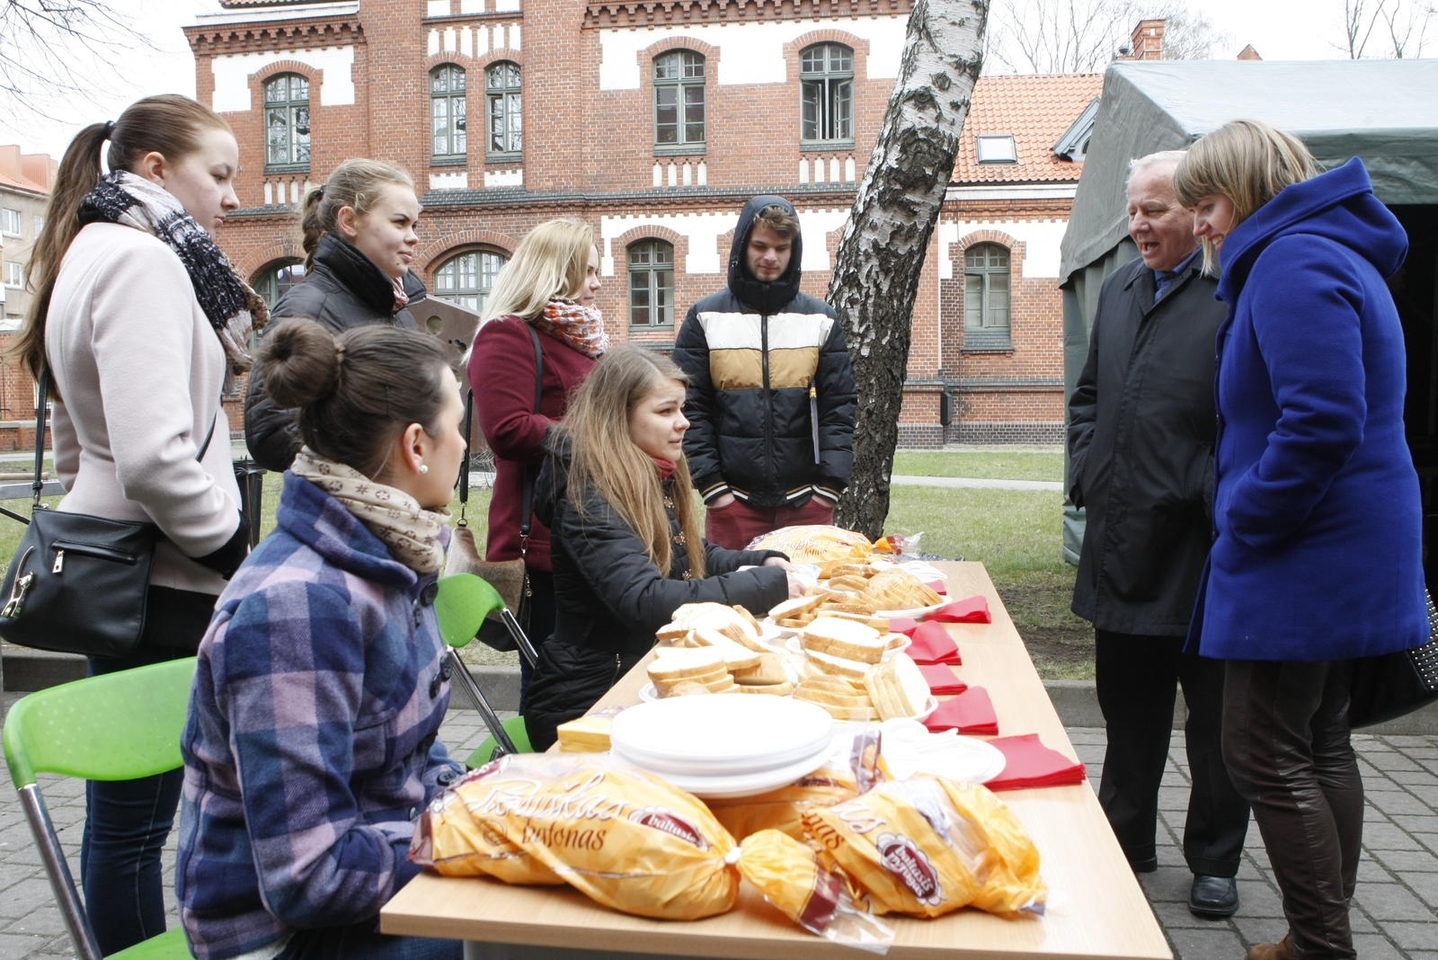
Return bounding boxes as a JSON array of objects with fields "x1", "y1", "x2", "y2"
[{"x1": 609, "y1": 694, "x2": 835, "y2": 799}]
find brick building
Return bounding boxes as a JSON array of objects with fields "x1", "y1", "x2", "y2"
[
  {"x1": 182, "y1": 0, "x2": 1118, "y2": 446},
  {"x1": 0, "y1": 147, "x2": 57, "y2": 443}
]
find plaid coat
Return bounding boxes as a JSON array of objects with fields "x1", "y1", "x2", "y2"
[{"x1": 177, "y1": 472, "x2": 461, "y2": 959}]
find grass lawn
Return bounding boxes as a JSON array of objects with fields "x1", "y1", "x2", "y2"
[{"x1": 0, "y1": 448, "x2": 1093, "y2": 678}]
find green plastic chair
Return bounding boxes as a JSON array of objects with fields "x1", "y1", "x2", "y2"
[
  {"x1": 2, "y1": 657, "x2": 198, "y2": 960},
  {"x1": 434, "y1": 573, "x2": 534, "y2": 764}
]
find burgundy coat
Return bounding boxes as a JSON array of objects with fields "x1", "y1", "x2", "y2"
[{"x1": 467, "y1": 316, "x2": 597, "y2": 570}]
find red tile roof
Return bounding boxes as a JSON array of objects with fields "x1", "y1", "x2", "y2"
[
  {"x1": 952, "y1": 73, "x2": 1104, "y2": 185},
  {"x1": 0, "y1": 146, "x2": 56, "y2": 195}
]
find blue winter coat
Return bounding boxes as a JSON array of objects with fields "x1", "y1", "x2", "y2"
[{"x1": 1187, "y1": 158, "x2": 1427, "y2": 662}]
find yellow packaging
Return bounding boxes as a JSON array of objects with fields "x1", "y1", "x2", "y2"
[
  {"x1": 410, "y1": 753, "x2": 739, "y2": 920},
  {"x1": 746, "y1": 525, "x2": 874, "y2": 565},
  {"x1": 803, "y1": 776, "x2": 1046, "y2": 918},
  {"x1": 736, "y1": 829, "x2": 893, "y2": 949}
]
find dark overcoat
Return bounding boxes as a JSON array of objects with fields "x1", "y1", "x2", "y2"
[{"x1": 1067, "y1": 254, "x2": 1225, "y2": 636}]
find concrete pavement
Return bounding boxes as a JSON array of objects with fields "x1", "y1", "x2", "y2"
[{"x1": 2, "y1": 690, "x2": 1436, "y2": 960}]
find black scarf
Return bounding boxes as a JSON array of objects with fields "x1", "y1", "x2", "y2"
[{"x1": 79, "y1": 170, "x2": 267, "y2": 373}]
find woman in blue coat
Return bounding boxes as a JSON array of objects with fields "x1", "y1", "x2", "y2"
[{"x1": 1173, "y1": 120, "x2": 1428, "y2": 960}]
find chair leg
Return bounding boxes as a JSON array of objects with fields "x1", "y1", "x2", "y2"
[
  {"x1": 445, "y1": 648, "x2": 519, "y2": 756},
  {"x1": 500, "y1": 609, "x2": 539, "y2": 669},
  {"x1": 19, "y1": 786, "x2": 104, "y2": 960}
]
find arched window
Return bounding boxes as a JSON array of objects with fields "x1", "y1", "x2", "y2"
[
  {"x1": 486, "y1": 62, "x2": 522, "y2": 159},
  {"x1": 264, "y1": 73, "x2": 311, "y2": 170},
  {"x1": 628, "y1": 239, "x2": 674, "y2": 327},
  {"x1": 800, "y1": 43, "x2": 853, "y2": 146},
  {"x1": 430, "y1": 64, "x2": 467, "y2": 161},
  {"x1": 435, "y1": 249, "x2": 509, "y2": 312},
  {"x1": 653, "y1": 51, "x2": 705, "y2": 150},
  {"x1": 253, "y1": 260, "x2": 306, "y2": 309},
  {"x1": 964, "y1": 243, "x2": 1011, "y2": 346}
]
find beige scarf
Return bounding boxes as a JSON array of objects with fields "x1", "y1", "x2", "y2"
[{"x1": 292, "y1": 447, "x2": 450, "y2": 574}]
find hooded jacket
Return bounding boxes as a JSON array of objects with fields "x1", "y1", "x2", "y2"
[
  {"x1": 243, "y1": 231, "x2": 426, "y2": 472},
  {"x1": 672, "y1": 196, "x2": 856, "y2": 509},
  {"x1": 1187, "y1": 158, "x2": 1427, "y2": 662}
]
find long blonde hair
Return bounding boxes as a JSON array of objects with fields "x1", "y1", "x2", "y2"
[
  {"x1": 1172, "y1": 119, "x2": 1319, "y2": 274},
  {"x1": 13, "y1": 95, "x2": 233, "y2": 382},
  {"x1": 561, "y1": 345, "x2": 705, "y2": 578},
  {"x1": 482, "y1": 218, "x2": 595, "y2": 321}
]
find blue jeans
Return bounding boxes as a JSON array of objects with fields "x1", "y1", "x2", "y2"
[
  {"x1": 278, "y1": 920, "x2": 462, "y2": 960},
  {"x1": 80, "y1": 586, "x2": 215, "y2": 954}
]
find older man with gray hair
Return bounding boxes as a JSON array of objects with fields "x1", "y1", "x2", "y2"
[{"x1": 1067, "y1": 150, "x2": 1249, "y2": 919}]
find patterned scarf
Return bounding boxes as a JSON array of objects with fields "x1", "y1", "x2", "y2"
[
  {"x1": 532, "y1": 297, "x2": 609, "y2": 359},
  {"x1": 79, "y1": 170, "x2": 268, "y2": 373},
  {"x1": 291, "y1": 447, "x2": 451, "y2": 574}
]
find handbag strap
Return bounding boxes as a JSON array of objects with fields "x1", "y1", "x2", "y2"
[{"x1": 519, "y1": 323, "x2": 544, "y2": 558}]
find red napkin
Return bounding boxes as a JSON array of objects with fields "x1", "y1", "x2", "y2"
[
  {"x1": 907, "y1": 622, "x2": 962, "y2": 665},
  {"x1": 922, "y1": 687, "x2": 998, "y2": 735},
  {"x1": 888, "y1": 617, "x2": 920, "y2": 637},
  {"x1": 919, "y1": 663, "x2": 967, "y2": 695},
  {"x1": 924, "y1": 579, "x2": 948, "y2": 596},
  {"x1": 928, "y1": 595, "x2": 991, "y2": 623},
  {"x1": 984, "y1": 734, "x2": 1088, "y2": 791}
]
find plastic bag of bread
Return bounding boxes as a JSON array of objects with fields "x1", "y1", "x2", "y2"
[
  {"x1": 746, "y1": 525, "x2": 874, "y2": 565},
  {"x1": 802, "y1": 776, "x2": 1047, "y2": 918},
  {"x1": 709, "y1": 727, "x2": 885, "y2": 842},
  {"x1": 737, "y1": 829, "x2": 894, "y2": 952},
  {"x1": 410, "y1": 753, "x2": 740, "y2": 919}
]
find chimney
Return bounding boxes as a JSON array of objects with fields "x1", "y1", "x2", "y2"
[{"x1": 1128, "y1": 19, "x2": 1166, "y2": 60}]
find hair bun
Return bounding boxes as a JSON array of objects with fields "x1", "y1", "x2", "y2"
[{"x1": 259, "y1": 318, "x2": 341, "y2": 409}]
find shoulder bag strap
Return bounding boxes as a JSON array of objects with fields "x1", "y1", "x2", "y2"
[
  {"x1": 456, "y1": 389, "x2": 474, "y2": 526},
  {"x1": 519, "y1": 324, "x2": 544, "y2": 557}
]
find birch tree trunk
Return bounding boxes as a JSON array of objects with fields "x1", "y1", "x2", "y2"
[{"x1": 830, "y1": 0, "x2": 986, "y2": 540}]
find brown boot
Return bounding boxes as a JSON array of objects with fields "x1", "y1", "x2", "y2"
[{"x1": 1246, "y1": 932, "x2": 1294, "y2": 960}]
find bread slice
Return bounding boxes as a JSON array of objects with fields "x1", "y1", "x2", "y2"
[
  {"x1": 821, "y1": 610, "x2": 892, "y2": 632},
  {"x1": 802, "y1": 649, "x2": 873, "y2": 682},
  {"x1": 768, "y1": 593, "x2": 825, "y2": 622},
  {"x1": 648, "y1": 646, "x2": 727, "y2": 683},
  {"x1": 863, "y1": 654, "x2": 931, "y2": 720},
  {"x1": 731, "y1": 652, "x2": 789, "y2": 685},
  {"x1": 692, "y1": 625, "x2": 763, "y2": 672},
  {"x1": 734, "y1": 679, "x2": 796, "y2": 696},
  {"x1": 661, "y1": 679, "x2": 715, "y2": 698},
  {"x1": 800, "y1": 617, "x2": 887, "y2": 664}
]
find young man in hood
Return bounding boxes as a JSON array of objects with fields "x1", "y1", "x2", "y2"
[{"x1": 673, "y1": 196, "x2": 857, "y2": 550}]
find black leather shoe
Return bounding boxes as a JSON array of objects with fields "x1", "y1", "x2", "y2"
[{"x1": 1189, "y1": 874, "x2": 1239, "y2": 918}]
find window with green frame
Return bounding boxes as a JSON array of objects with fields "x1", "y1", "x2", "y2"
[
  {"x1": 264, "y1": 73, "x2": 311, "y2": 171},
  {"x1": 963, "y1": 243, "x2": 1011, "y2": 348},
  {"x1": 800, "y1": 43, "x2": 853, "y2": 146},
  {"x1": 628, "y1": 239, "x2": 674, "y2": 327},
  {"x1": 653, "y1": 51, "x2": 705, "y2": 150},
  {"x1": 435, "y1": 249, "x2": 509, "y2": 313},
  {"x1": 431, "y1": 64, "x2": 467, "y2": 161}
]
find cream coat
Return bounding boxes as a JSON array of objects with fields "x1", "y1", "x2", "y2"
[{"x1": 45, "y1": 222, "x2": 241, "y2": 596}]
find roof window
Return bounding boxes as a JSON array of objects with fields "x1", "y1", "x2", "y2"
[{"x1": 976, "y1": 134, "x2": 1018, "y2": 163}]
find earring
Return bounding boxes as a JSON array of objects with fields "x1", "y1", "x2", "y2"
[{"x1": 419, "y1": 464, "x2": 429, "y2": 474}]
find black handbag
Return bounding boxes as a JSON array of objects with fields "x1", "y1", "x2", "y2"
[
  {"x1": 0, "y1": 371, "x2": 216, "y2": 659},
  {"x1": 1348, "y1": 590, "x2": 1438, "y2": 728}
]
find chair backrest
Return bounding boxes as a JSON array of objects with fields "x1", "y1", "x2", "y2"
[
  {"x1": 5, "y1": 656, "x2": 198, "y2": 788},
  {"x1": 3, "y1": 657, "x2": 198, "y2": 960},
  {"x1": 434, "y1": 573, "x2": 505, "y2": 650}
]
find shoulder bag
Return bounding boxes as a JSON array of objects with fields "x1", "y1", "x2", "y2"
[
  {"x1": 1348, "y1": 589, "x2": 1438, "y2": 728},
  {"x1": 0, "y1": 373, "x2": 218, "y2": 659},
  {"x1": 447, "y1": 323, "x2": 543, "y2": 653}
]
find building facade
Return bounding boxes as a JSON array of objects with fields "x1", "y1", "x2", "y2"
[
  {"x1": 186, "y1": 0, "x2": 1111, "y2": 446},
  {"x1": 0, "y1": 146, "x2": 57, "y2": 437}
]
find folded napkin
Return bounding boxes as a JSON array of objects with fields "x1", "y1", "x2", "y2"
[
  {"x1": 922, "y1": 687, "x2": 997, "y2": 735},
  {"x1": 928, "y1": 595, "x2": 991, "y2": 623},
  {"x1": 919, "y1": 663, "x2": 968, "y2": 695},
  {"x1": 907, "y1": 621, "x2": 961, "y2": 664},
  {"x1": 925, "y1": 579, "x2": 948, "y2": 596},
  {"x1": 984, "y1": 734, "x2": 1087, "y2": 791},
  {"x1": 888, "y1": 617, "x2": 920, "y2": 637}
]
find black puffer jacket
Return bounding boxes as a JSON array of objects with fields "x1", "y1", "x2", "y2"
[
  {"x1": 1067, "y1": 254, "x2": 1224, "y2": 635},
  {"x1": 524, "y1": 446, "x2": 789, "y2": 750},
  {"x1": 243, "y1": 232, "x2": 426, "y2": 471},
  {"x1": 672, "y1": 195, "x2": 856, "y2": 508}
]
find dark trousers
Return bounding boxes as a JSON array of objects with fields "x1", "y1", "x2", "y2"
[
  {"x1": 703, "y1": 496, "x2": 834, "y2": 551},
  {"x1": 278, "y1": 918, "x2": 461, "y2": 959},
  {"x1": 1094, "y1": 631, "x2": 1249, "y2": 875},
  {"x1": 81, "y1": 586, "x2": 215, "y2": 954},
  {"x1": 1223, "y1": 659, "x2": 1361, "y2": 960}
]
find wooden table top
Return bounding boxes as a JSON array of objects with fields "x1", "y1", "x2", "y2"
[{"x1": 382, "y1": 561, "x2": 1171, "y2": 960}]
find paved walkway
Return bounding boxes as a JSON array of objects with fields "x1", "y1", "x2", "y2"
[{"x1": 2, "y1": 692, "x2": 1435, "y2": 959}]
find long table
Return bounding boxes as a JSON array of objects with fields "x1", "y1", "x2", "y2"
[{"x1": 382, "y1": 562, "x2": 1172, "y2": 960}]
